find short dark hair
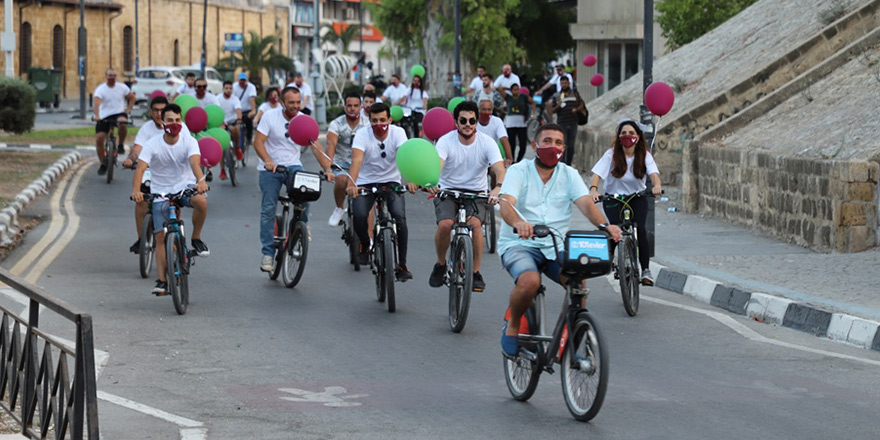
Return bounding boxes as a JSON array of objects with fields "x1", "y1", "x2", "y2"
[
  {"x1": 370, "y1": 102, "x2": 390, "y2": 119},
  {"x1": 195, "y1": 77, "x2": 207, "y2": 85},
  {"x1": 185, "y1": 72, "x2": 195, "y2": 78},
  {"x1": 281, "y1": 86, "x2": 301, "y2": 100},
  {"x1": 391, "y1": 74, "x2": 401, "y2": 81},
  {"x1": 161, "y1": 104, "x2": 182, "y2": 120},
  {"x1": 344, "y1": 91, "x2": 361, "y2": 102},
  {"x1": 477, "y1": 65, "x2": 486, "y2": 71},
  {"x1": 481, "y1": 73, "x2": 493, "y2": 79},
  {"x1": 264, "y1": 86, "x2": 280, "y2": 99},
  {"x1": 149, "y1": 96, "x2": 168, "y2": 109},
  {"x1": 363, "y1": 91, "x2": 377, "y2": 100},
  {"x1": 535, "y1": 122, "x2": 564, "y2": 139},
  {"x1": 453, "y1": 100, "x2": 478, "y2": 120},
  {"x1": 223, "y1": 80, "x2": 232, "y2": 87}
]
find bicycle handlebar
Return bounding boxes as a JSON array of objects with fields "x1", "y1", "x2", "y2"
[
  {"x1": 273, "y1": 165, "x2": 330, "y2": 181},
  {"x1": 598, "y1": 189, "x2": 663, "y2": 203},
  {"x1": 433, "y1": 189, "x2": 492, "y2": 201},
  {"x1": 356, "y1": 185, "x2": 407, "y2": 196}
]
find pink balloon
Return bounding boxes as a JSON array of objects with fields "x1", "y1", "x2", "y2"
[
  {"x1": 185, "y1": 106, "x2": 208, "y2": 133},
  {"x1": 422, "y1": 107, "x2": 455, "y2": 142},
  {"x1": 590, "y1": 74, "x2": 604, "y2": 87},
  {"x1": 645, "y1": 81, "x2": 675, "y2": 116},
  {"x1": 198, "y1": 137, "x2": 222, "y2": 167},
  {"x1": 583, "y1": 54, "x2": 597, "y2": 67},
  {"x1": 519, "y1": 86, "x2": 530, "y2": 96},
  {"x1": 150, "y1": 90, "x2": 167, "y2": 100},
  {"x1": 288, "y1": 114, "x2": 319, "y2": 146}
]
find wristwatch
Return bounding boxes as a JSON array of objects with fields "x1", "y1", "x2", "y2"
[
  {"x1": 495, "y1": 183, "x2": 503, "y2": 188},
  {"x1": 598, "y1": 223, "x2": 609, "y2": 230}
]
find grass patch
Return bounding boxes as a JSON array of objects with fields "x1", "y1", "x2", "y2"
[
  {"x1": 0, "y1": 126, "x2": 140, "y2": 146},
  {"x1": 0, "y1": 150, "x2": 67, "y2": 207}
]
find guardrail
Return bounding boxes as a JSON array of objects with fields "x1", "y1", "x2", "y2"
[{"x1": 0, "y1": 267, "x2": 99, "y2": 439}]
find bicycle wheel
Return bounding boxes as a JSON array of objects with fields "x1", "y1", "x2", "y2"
[
  {"x1": 383, "y1": 228, "x2": 396, "y2": 313},
  {"x1": 448, "y1": 236, "x2": 473, "y2": 332},
  {"x1": 269, "y1": 215, "x2": 283, "y2": 280},
  {"x1": 240, "y1": 132, "x2": 249, "y2": 167},
  {"x1": 348, "y1": 221, "x2": 360, "y2": 272},
  {"x1": 139, "y1": 212, "x2": 154, "y2": 278},
  {"x1": 561, "y1": 311, "x2": 609, "y2": 422},
  {"x1": 166, "y1": 233, "x2": 188, "y2": 315},
  {"x1": 281, "y1": 221, "x2": 309, "y2": 288},
  {"x1": 226, "y1": 148, "x2": 237, "y2": 187},
  {"x1": 619, "y1": 237, "x2": 640, "y2": 317},
  {"x1": 485, "y1": 206, "x2": 497, "y2": 254},
  {"x1": 374, "y1": 232, "x2": 385, "y2": 303},
  {"x1": 105, "y1": 135, "x2": 115, "y2": 184},
  {"x1": 503, "y1": 306, "x2": 541, "y2": 401}
]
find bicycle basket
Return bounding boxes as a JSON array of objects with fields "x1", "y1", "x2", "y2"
[
  {"x1": 562, "y1": 230, "x2": 612, "y2": 279},
  {"x1": 287, "y1": 171, "x2": 322, "y2": 202}
]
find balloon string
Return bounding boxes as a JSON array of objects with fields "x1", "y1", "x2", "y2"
[
  {"x1": 309, "y1": 140, "x2": 356, "y2": 185},
  {"x1": 649, "y1": 117, "x2": 661, "y2": 155}
]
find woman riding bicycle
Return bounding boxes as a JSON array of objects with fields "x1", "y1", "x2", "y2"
[{"x1": 588, "y1": 118, "x2": 662, "y2": 286}]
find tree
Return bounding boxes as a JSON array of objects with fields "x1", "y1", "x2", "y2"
[
  {"x1": 217, "y1": 31, "x2": 294, "y2": 87},
  {"x1": 506, "y1": 0, "x2": 575, "y2": 80},
  {"x1": 657, "y1": 0, "x2": 760, "y2": 51},
  {"x1": 322, "y1": 23, "x2": 362, "y2": 55}
]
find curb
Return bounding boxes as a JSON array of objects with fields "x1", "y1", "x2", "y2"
[
  {"x1": 653, "y1": 264, "x2": 880, "y2": 352},
  {"x1": 0, "y1": 150, "x2": 83, "y2": 246},
  {"x1": 0, "y1": 143, "x2": 94, "y2": 151}
]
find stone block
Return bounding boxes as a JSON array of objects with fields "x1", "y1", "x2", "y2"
[
  {"x1": 782, "y1": 303, "x2": 832, "y2": 336},
  {"x1": 683, "y1": 276, "x2": 718, "y2": 303},
  {"x1": 849, "y1": 162, "x2": 870, "y2": 182},
  {"x1": 847, "y1": 182, "x2": 875, "y2": 201},
  {"x1": 656, "y1": 269, "x2": 688, "y2": 294},
  {"x1": 848, "y1": 317, "x2": 879, "y2": 348},
  {"x1": 710, "y1": 286, "x2": 750, "y2": 315},
  {"x1": 827, "y1": 313, "x2": 856, "y2": 343},
  {"x1": 747, "y1": 293, "x2": 792, "y2": 325},
  {"x1": 846, "y1": 225, "x2": 876, "y2": 252},
  {"x1": 840, "y1": 202, "x2": 867, "y2": 226}
]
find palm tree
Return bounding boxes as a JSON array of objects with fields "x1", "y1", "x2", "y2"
[
  {"x1": 321, "y1": 23, "x2": 361, "y2": 55},
  {"x1": 218, "y1": 31, "x2": 294, "y2": 87}
]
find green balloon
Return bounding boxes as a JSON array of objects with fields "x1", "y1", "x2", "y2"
[
  {"x1": 447, "y1": 97, "x2": 465, "y2": 113},
  {"x1": 410, "y1": 64, "x2": 426, "y2": 79},
  {"x1": 194, "y1": 131, "x2": 207, "y2": 140},
  {"x1": 498, "y1": 140, "x2": 506, "y2": 159},
  {"x1": 390, "y1": 105, "x2": 404, "y2": 122},
  {"x1": 205, "y1": 104, "x2": 225, "y2": 129},
  {"x1": 396, "y1": 138, "x2": 441, "y2": 187},
  {"x1": 174, "y1": 94, "x2": 198, "y2": 117},
  {"x1": 205, "y1": 127, "x2": 231, "y2": 151}
]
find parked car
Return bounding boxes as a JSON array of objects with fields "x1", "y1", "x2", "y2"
[{"x1": 131, "y1": 66, "x2": 224, "y2": 104}]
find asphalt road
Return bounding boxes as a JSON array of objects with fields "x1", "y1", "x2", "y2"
[{"x1": 3, "y1": 154, "x2": 879, "y2": 439}]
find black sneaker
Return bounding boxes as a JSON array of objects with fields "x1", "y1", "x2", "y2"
[
  {"x1": 151, "y1": 280, "x2": 168, "y2": 296},
  {"x1": 97, "y1": 164, "x2": 107, "y2": 176},
  {"x1": 396, "y1": 265, "x2": 413, "y2": 282},
  {"x1": 428, "y1": 263, "x2": 446, "y2": 288},
  {"x1": 358, "y1": 243, "x2": 370, "y2": 265},
  {"x1": 192, "y1": 239, "x2": 210, "y2": 257},
  {"x1": 117, "y1": 143, "x2": 125, "y2": 154},
  {"x1": 206, "y1": 171, "x2": 213, "y2": 182},
  {"x1": 472, "y1": 271, "x2": 486, "y2": 292},
  {"x1": 130, "y1": 239, "x2": 141, "y2": 254}
]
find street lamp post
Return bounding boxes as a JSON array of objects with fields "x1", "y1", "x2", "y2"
[
  {"x1": 79, "y1": 0, "x2": 86, "y2": 119},
  {"x1": 642, "y1": 0, "x2": 656, "y2": 257},
  {"x1": 135, "y1": 0, "x2": 139, "y2": 75},
  {"x1": 452, "y1": 0, "x2": 461, "y2": 98},
  {"x1": 201, "y1": 0, "x2": 207, "y2": 78},
  {"x1": 311, "y1": 0, "x2": 326, "y2": 125}
]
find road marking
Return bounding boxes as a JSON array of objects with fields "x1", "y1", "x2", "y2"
[
  {"x1": 97, "y1": 391, "x2": 207, "y2": 431},
  {"x1": 278, "y1": 386, "x2": 368, "y2": 407}
]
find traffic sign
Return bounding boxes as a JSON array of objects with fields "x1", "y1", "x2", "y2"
[{"x1": 224, "y1": 33, "x2": 243, "y2": 52}]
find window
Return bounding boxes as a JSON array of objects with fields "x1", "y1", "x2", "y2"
[
  {"x1": 294, "y1": 1, "x2": 313, "y2": 23},
  {"x1": 173, "y1": 40, "x2": 179, "y2": 66},
  {"x1": 52, "y1": 25, "x2": 64, "y2": 69},
  {"x1": 123, "y1": 26, "x2": 134, "y2": 73},
  {"x1": 596, "y1": 40, "x2": 641, "y2": 96},
  {"x1": 20, "y1": 22, "x2": 32, "y2": 74}
]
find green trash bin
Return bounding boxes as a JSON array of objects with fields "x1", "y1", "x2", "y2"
[{"x1": 27, "y1": 67, "x2": 63, "y2": 109}]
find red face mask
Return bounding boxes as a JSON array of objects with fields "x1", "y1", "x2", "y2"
[
  {"x1": 345, "y1": 110, "x2": 360, "y2": 121},
  {"x1": 372, "y1": 123, "x2": 389, "y2": 138},
  {"x1": 269, "y1": 96, "x2": 279, "y2": 104},
  {"x1": 107, "y1": 78, "x2": 116, "y2": 86},
  {"x1": 479, "y1": 113, "x2": 491, "y2": 125},
  {"x1": 619, "y1": 135, "x2": 638, "y2": 147},
  {"x1": 284, "y1": 107, "x2": 298, "y2": 119},
  {"x1": 164, "y1": 122, "x2": 182, "y2": 137},
  {"x1": 535, "y1": 147, "x2": 562, "y2": 168}
]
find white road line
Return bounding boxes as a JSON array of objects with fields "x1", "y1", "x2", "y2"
[{"x1": 96, "y1": 391, "x2": 205, "y2": 429}]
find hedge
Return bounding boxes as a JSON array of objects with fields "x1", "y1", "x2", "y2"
[{"x1": 0, "y1": 77, "x2": 37, "y2": 134}]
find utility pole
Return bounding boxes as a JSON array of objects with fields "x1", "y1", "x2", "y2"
[
  {"x1": 452, "y1": 0, "x2": 461, "y2": 98},
  {"x1": 642, "y1": 0, "x2": 656, "y2": 257},
  {"x1": 311, "y1": 0, "x2": 326, "y2": 125},
  {"x1": 135, "y1": 0, "x2": 139, "y2": 75},
  {"x1": 2, "y1": 0, "x2": 14, "y2": 77},
  {"x1": 79, "y1": 0, "x2": 86, "y2": 119},
  {"x1": 200, "y1": 0, "x2": 207, "y2": 78},
  {"x1": 358, "y1": 0, "x2": 363, "y2": 86}
]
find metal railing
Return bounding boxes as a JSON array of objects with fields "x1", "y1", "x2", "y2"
[{"x1": 0, "y1": 267, "x2": 99, "y2": 439}]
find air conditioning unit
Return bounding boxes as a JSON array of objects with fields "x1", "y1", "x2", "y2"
[{"x1": 344, "y1": 6, "x2": 356, "y2": 21}]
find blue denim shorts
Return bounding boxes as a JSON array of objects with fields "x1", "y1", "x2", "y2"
[
  {"x1": 152, "y1": 186, "x2": 198, "y2": 231},
  {"x1": 500, "y1": 245, "x2": 562, "y2": 285}
]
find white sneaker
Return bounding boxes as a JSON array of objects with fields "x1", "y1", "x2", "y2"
[
  {"x1": 328, "y1": 207, "x2": 345, "y2": 227},
  {"x1": 260, "y1": 255, "x2": 275, "y2": 272}
]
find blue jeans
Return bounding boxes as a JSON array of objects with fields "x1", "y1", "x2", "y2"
[{"x1": 259, "y1": 167, "x2": 308, "y2": 256}]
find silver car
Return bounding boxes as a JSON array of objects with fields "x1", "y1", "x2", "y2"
[{"x1": 131, "y1": 66, "x2": 224, "y2": 104}]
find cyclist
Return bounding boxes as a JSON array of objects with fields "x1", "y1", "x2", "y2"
[
  {"x1": 477, "y1": 98, "x2": 513, "y2": 167},
  {"x1": 464, "y1": 65, "x2": 487, "y2": 99},
  {"x1": 217, "y1": 80, "x2": 243, "y2": 181},
  {"x1": 254, "y1": 86, "x2": 334, "y2": 273},
  {"x1": 194, "y1": 78, "x2": 219, "y2": 107},
  {"x1": 93, "y1": 68, "x2": 135, "y2": 175},
  {"x1": 473, "y1": 73, "x2": 505, "y2": 114},
  {"x1": 171, "y1": 72, "x2": 197, "y2": 100},
  {"x1": 427, "y1": 100, "x2": 505, "y2": 292},
  {"x1": 504, "y1": 84, "x2": 536, "y2": 163},
  {"x1": 361, "y1": 91, "x2": 377, "y2": 121},
  {"x1": 253, "y1": 87, "x2": 281, "y2": 127},
  {"x1": 588, "y1": 118, "x2": 662, "y2": 285},
  {"x1": 233, "y1": 73, "x2": 258, "y2": 149},
  {"x1": 326, "y1": 92, "x2": 367, "y2": 227},
  {"x1": 498, "y1": 123, "x2": 621, "y2": 356},
  {"x1": 493, "y1": 64, "x2": 520, "y2": 97},
  {"x1": 381, "y1": 74, "x2": 407, "y2": 107},
  {"x1": 131, "y1": 104, "x2": 210, "y2": 295},
  {"x1": 286, "y1": 73, "x2": 314, "y2": 116},
  {"x1": 346, "y1": 102, "x2": 418, "y2": 281},
  {"x1": 402, "y1": 75, "x2": 429, "y2": 135}
]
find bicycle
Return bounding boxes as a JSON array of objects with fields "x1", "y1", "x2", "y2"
[
  {"x1": 99, "y1": 116, "x2": 130, "y2": 184},
  {"x1": 358, "y1": 185, "x2": 406, "y2": 313},
  {"x1": 238, "y1": 119, "x2": 251, "y2": 167},
  {"x1": 223, "y1": 123, "x2": 238, "y2": 187},
  {"x1": 599, "y1": 190, "x2": 657, "y2": 317},
  {"x1": 482, "y1": 202, "x2": 498, "y2": 254},
  {"x1": 503, "y1": 225, "x2": 611, "y2": 422},
  {"x1": 330, "y1": 164, "x2": 361, "y2": 272},
  {"x1": 268, "y1": 166, "x2": 325, "y2": 288},
  {"x1": 127, "y1": 161, "x2": 155, "y2": 279},
  {"x1": 432, "y1": 189, "x2": 491, "y2": 332},
  {"x1": 154, "y1": 188, "x2": 201, "y2": 315}
]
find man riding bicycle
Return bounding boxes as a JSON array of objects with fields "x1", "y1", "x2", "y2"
[
  {"x1": 254, "y1": 86, "x2": 334, "y2": 273},
  {"x1": 217, "y1": 80, "x2": 243, "y2": 180},
  {"x1": 428, "y1": 101, "x2": 506, "y2": 292},
  {"x1": 93, "y1": 68, "x2": 135, "y2": 175},
  {"x1": 346, "y1": 102, "x2": 418, "y2": 281},
  {"x1": 233, "y1": 73, "x2": 258, "y2": 150},
  {"x1": 326, "y1": 91, "x2": 367, "y2": 227},
  {"x1": 131, "y1": 104, "x2": 210, "y2": 295},
  {"x1": 498, "y1": 123, "x2": 621, "y2": 356}
]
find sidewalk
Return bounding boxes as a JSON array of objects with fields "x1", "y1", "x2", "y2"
[{"x1": 569, "y1": 196, "x2": 880, "y2": 351}]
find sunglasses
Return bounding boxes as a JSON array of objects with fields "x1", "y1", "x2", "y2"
[
  {"x1": 458, "y1": 117, "x2": 477, "y2": 126},
  {"x1": 107, "y1": 75, "x2": 117, "y2": 78},
  {"x1": 196, "y1": 85, "x2": 207, "y2": 89},
  {"x1": 379, "y1": 142, "x2": 386, "y2": 158},
  {"x1": 284, "y1": 122, "x2": 290, "y2": 139}
]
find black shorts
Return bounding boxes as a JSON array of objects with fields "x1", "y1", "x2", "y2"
[
  {"x1": 433, "y1": 196, "x2": 486, "y2": 224},
  {"x1": 95, "y1": 113, "x2": 127, "y2": 134}
]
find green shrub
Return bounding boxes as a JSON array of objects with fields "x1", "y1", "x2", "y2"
[
  {"x1": 326, "y1": 105, "x2": 345, "y2": 121},
  {"x1": 606, "y1": 97, "x2": 628, "y2": 112},
  {"x1": 0, "y1": 77, "x2": 37, "y2": 134},
  {"x1": 427, "y1": 97, "x2": 448, "y2": 110}
]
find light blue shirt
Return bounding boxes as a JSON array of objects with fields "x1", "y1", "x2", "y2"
[{"x1": 498, "y1": 159, "x2": 590, "y2": 259}]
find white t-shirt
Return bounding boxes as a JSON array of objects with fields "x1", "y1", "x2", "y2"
[
  {"x1": 328, "y1": 114, "x2": 366, "y2": 165},
  {"x1": 256, "y1": 108, "x2": 305, "y2": 171},
  {"x1": 232, "y1": 82, "x2": 257, "y2": 111},
  {"x1": 176, "y1": 84, "x2": 196, "y2": 96},
  {"x1": 436, "y1": 131, "x2": 503, "y2": 191},
  {"x1": 139, "y1": 134, "x2": 200, "y2": 195},
  {"x1": 549, "y1": 72, "x2": 574, "y2": 92},
  {"x1": 352, "y1": 125, "x2": 407, "y2": 185},
  {"x1": 94, "y1": 83, "x2": 131, "y2": 119},
  {"x1": 476, "y1": 115, "x2": 508, "y2": 141},
  {"x1": 218, "y1": 94, "x2": 242, "y2": 123},
  {"x1": 195, "y1": 92, "x2": 219, "y2": 108},
  {"x1": 382, "y1": 83, "x2": 408, "y2": 105},
  {"x1": 590, "y1": 149, "x2": 660, "y2": 195},
  {"x1": 134, "y1": 120, "x2": 192, "y2": 148},
  {"x1": 404, "y1": 88, "x2": 429, "y2": 113},
  {"x1": 257, "y1": 102, "x2": 280, "y2": 115},
  {"x1": 286, "y1": 82, "x2": 314, "y2": 112},
  {"x1": 493, "y1": 73, "x2": 521, "y2": 96},
  {"x1": 468, "y1": 76, "x2": 482, "y2": 92}
]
